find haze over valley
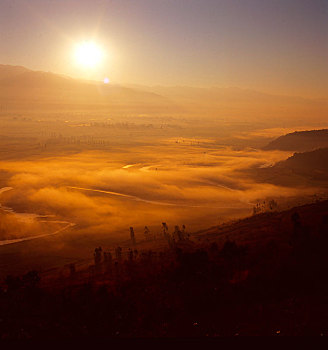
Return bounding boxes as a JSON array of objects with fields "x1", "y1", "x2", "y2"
[
  {"x1": 0, "y1": 65, "x2": 327, "y2": 277},
  {"x1": 1, "y1": 0, "x2": 328, "y2": 338}
]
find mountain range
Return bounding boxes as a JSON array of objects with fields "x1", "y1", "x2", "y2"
[{"x1": 1, "y1": 64, "x2": 326, "y2": 120}]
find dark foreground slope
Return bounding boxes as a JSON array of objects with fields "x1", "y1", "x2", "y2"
[
  {"x1": 263, "y1": 129, "x2": 328, "y2": 152},
  {"x1": 1, "y1": 200, "x2": 328, "y2": 338}
]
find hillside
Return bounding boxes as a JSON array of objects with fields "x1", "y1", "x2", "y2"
[
  {"x1": 251, "y1": 148, "x2": 328, "y2": 187},
  {"x1": 195, "y1": 198, "x2": 328, "y2": 246},
  {"x1": 276, "y1": 147, "x2": 328, "y2": 174},
  {"x1": 263, "y1": 129, "x2": 328, "y2": 152},
  {"x1": 2, "y1": 199, "x2": 328, "y2": 337}
]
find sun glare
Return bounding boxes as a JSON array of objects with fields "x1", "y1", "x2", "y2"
[{"x1": 74, "y1": 41, "x2": 103, "y2": 68}]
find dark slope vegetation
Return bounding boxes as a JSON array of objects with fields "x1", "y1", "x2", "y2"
[
  {"x1": 263, "y1": 129, "x2": 328, "y2": 152},
  {"x1": 276, "y1": 147, "x2": 328, "y2": 176},
  {"x1": 254, "y1": 148, "x2": 328, "y2": 187},
  {"x1": 2, "y1": 200, "x2": 328, "y2": 337}
]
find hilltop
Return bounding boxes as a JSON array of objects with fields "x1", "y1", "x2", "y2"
[
  {"x1": 253, "y1": 148, "x2": 328, "y2": 187},
  {"x1": 263, "y1": 129, "x2": 328, "y2": 152},
  {"x1": 275, "y1": 147, "x2": 328, "y2": 176}
]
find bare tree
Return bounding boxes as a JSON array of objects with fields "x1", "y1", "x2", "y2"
[
  {"x1": 130, "y1": 227, "x2": 136, "y2": 245},
  {"x1": 144, "y1": 226, "x2": 150, "y2": 240}
]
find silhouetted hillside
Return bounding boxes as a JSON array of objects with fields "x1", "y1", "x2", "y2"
[
  {"x1": 253, "y1": 148, "x2": 328, "y2": 187},
  {"x1": 2, "y1": 199, "x2": 328, "y2": 337},
  {"x1": 278, "y1": 148, "x2": 328, "y2": 173},
  {"x1": 272, "y1": 148, "x2": 328, "y2": 180},
  {"x1": 263, "y1": 129, "x2": 328, "y2": 152}
]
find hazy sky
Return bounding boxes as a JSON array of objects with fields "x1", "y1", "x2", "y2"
[{"x1": 0, "y1": 0, "x2": 327, "y2": 97}]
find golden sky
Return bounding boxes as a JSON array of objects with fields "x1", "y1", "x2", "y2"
[{"x1": 0, "y1": 0, "x2": 327, "y2": 97}]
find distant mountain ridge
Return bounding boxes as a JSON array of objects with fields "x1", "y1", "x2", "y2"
[
  {"x1": 263, "y1": 129, "x2": 328, "y2": 152},
  {"x1": 0, "y1": 64, "x2": 173, "y2": 113},
  {"x1": 0, "y1": 64, "x2": 327, "y2": 120}
]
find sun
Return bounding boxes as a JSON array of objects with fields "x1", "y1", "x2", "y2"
[{"x1": 74, "y1": 41, "x2": 103, "y2": 68}]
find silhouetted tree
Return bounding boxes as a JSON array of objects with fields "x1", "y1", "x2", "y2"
[
  {"x1": 128, "y1": 248, "x2": 134, "y2": 262},
  {"x1": 162, "y1": 222, "x2": 169, "y2": 239},
  {"x1": 144, "y1": 226, "x2": 150, "y2": 240},
  {"x1": 269, "y1": 199, "x2": 278, "y2": 211},
  {"x1": 94, "y1": 247, "x2": 102, "y2": 271},
  {"x1": 173, "y1": 225, "x2": 184, "y2": 241},
  {"x1": 130, "y1": 227, "x2": 136, "y2": 245}
]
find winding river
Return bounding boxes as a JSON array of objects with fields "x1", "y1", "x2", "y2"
[{"x1": 0, "y1": 187, "x2": 75, "y2": 246}]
